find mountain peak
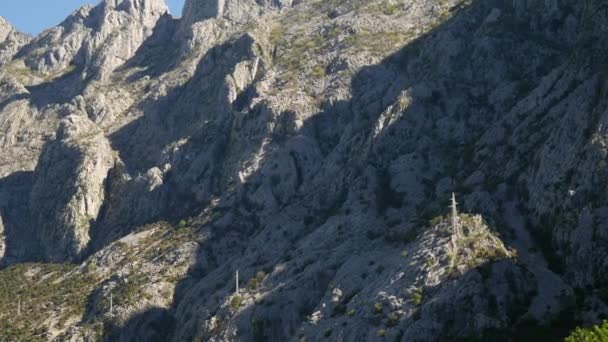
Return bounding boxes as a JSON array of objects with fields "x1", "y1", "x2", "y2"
[
  {"x1": 103, "y1": 0, "x2": 168, "y2": 20},
  {"x1": 0, "y1": 16, "x2": 22, "y2": 42},
  {"x1": 18, "y1": 0, "x2": 168, "y2": 79},
  {"x1": 181, "y1": 0, "x2": 295, "y2": 25},
  {"x1": 0, "y1": 16, "x2": 13, "y2": 27},
  {"x1": 0, "y1": 16, "x2": 31, "y2": 66}
]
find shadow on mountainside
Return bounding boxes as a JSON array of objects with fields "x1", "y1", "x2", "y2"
[
  {"x1": 85, "y1": 33, "x2": 261, "y2": 253},
  {"x1": 25, "y1": 66, "x2": 86, "y2": 108},
  {"x1": 0, "y1": 171, "x2": 40, "y2": 266},
  {"x1": 0, "y1": 93, "x2": 28, "y2": 113},
  {"x1": 118, "y1": 13, "x2": 183, "y2": 82},
  {"x1": 103, "y1": 0, "x2": 592, "y2": 340},
  {"x1": 108, "y1": 32, "x2": 259, "y2": 174}
]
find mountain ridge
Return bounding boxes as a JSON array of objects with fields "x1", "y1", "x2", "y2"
[{"x1": 0, "y1": 0, "x2": 607, "y2": 340}]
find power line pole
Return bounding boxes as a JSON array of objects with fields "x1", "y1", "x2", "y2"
[
  {"x1": 17, "y1": 297, "x2": 21, "y2": 316},
  {"x1": 109, "y1": 292, "x2": 113, "y2": 317},
  {"x1": 451, "y1": 192, "x2": 459, "y2": 234},
  {"x1": 449, "y1": 193, "x2": 460, "y2": 268},
  {"x1": 235, "y1": 270, "x2": 239, "y2": 295}
]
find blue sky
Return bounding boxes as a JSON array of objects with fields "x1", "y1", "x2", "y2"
[{"x1": 0, "y1": 0, "x2": 185, "y2": 35}]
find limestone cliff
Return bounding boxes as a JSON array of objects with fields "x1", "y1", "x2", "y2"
[
  {"x1": 18, "y1": 0, "x2": 168, "y2": 80},
  {"x1": 0, "y1": 0, "x2": 607, "y2": 340},
  {"x1": 30, "y1": 114, "x2": 116, "y2": 262},
  {"x1": 0, "y1": 17, "x2": 30, "y2": 66}
]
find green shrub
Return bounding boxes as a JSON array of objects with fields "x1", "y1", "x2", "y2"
[
  {"x1": 411, "y1": 287, "x2": 423, "y2": 306},
  {"x1": 230, "y1": 295, "x2": 243, "y2": 310},
  {"x1": 248, "y1": 271, "x2": 267, "y2": 290},
  {"x1": 381, "y1": 1, "x2": 400, "y2": 15},
  {"x1": 565, "y1": 320, "x2": 608, "y2": 342},
  {"x1": 373, "y1": 302, "x2": 383, "y2": 314},
  {"x1": 269, "y1": 24, "x2": 284, "y2": 44},
  {"x1": 310, "y1": 65, "x2": 326, "y2": 79},
  {"x1": 429, "y1": 215, "x2": 445, "y2": 227},
  {"x1": 387, "y1": 312, "x2": 399, "y2": 326},
  {"x1": 86, "y1": 262, "x2": 97, "y2": 273}
]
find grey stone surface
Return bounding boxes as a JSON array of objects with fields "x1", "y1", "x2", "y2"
[
  {"x1": 0, "y1": 17, "x2": 30, "y2": 66},
  {"x1": 0, "y1": 0, "x2": 607, "y2": 340},
  {"x1": 30, "y1": 114, "x2": 116, "y2": 262}
]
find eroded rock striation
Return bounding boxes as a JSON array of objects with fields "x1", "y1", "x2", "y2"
[
  {"x1": 30, "y1": 114, "x2": 116, "y2": 262},
  {"x1": 0, "y1": 17, "x2": 30, "y2": 66},
  {"x1": 18, "y1": 0, "x2": 168, "y2": 79}
]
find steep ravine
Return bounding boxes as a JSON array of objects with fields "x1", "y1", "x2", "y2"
[{"x1": 0, "y1": 0, "x2": 607, "y2": 340}]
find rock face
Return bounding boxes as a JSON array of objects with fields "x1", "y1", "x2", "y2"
[
  {"x1": 19, "y1": 0, "x2": 167, "y2": 79},
  {"x1": 1, "y1": 0, "x2": 608, "y2": 340},
  {"x1": 0, "y1": 17, "x2": 30, "y2": 66},
  {"x1": 181, "y1": 0, "x2": 293, "y2": 25},
  {"x1": 30, "y1": 114, "x2": 115, "y2": 262},
  {"x1": 0, "y1": 222, "x2": 197, "y2": 340},
  {"x1": 175, "y1": 213, "x2": 530, "y2": 342}
]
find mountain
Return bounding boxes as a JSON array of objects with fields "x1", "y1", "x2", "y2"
[
  {"x1": 0, "y1": 0, "x2": 607, "y2": 340},
  {"x1": 0, "y1": 17, "x2": 30, "y2": 66}
]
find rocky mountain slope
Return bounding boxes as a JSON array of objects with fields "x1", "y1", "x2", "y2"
[
  {"x1": 0, "y1": 17, "x2": 30, "y2": 66},
  {"x1": 0, "y1": 0, "x2": 607, "y2": 340}
]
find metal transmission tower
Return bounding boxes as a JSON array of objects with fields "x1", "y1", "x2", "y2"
[
  {"x1": 449, "y1": 193, "x2": 461, "y2": 269},
  {"x1": 450, "y1": 193, "x2": 459, "y2": 235},
  {"x1": 235, "y1": 270, "x2": 239, "y2": 295}
]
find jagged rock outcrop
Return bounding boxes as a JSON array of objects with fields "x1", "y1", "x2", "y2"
[
  {"x1": 0, "y1": 74, "x2": 28, "y2": 147},
  {"x1": 30, "y1": 114, "x2": 116, "y2": 262},
  {"x1": 88, "y1": 162, "x2": 171, "y2": 249},
  {"x1": 84, "y1": 0, "x2": 170, "y2": 80},
  {"x1": 0, "y1": 17, "x2": 30, "y2": 66},
  {"x1": 181, "y1": 0, "x2": 293, "y2": 25},
  {"x1": 0, "y1": 73, "x2": 48, "y2": 177},
  {"x1": 18, "y1": 0, "x2": 168, "y2": 79}
]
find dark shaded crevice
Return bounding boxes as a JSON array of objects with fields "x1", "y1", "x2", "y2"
[{"x1": 0, "y1": 171, "x2": 38, "y2": 266}]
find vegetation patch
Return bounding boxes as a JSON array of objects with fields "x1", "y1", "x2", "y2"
[
  {"x1": 248, "y1": 271, "x2": 267, "y2": 290},
  {"x1": 230, "y1": 295, "x2": 243, "y2": 310},
  {"x1": 1, "y1": 59, "x2": 76, "y2": 84},
  {"x1": 565, "y1": 320, "x2": 608, "y2": 342},
  {"x1": 373, "y1": 302, "x2": 383, "y2": 314},
  {"x1": 411, "y1": 287, "x2": 424, "y2": 306},
  {"x1": 0, "y1": 263, "x2": 96, "y2": 341}
]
